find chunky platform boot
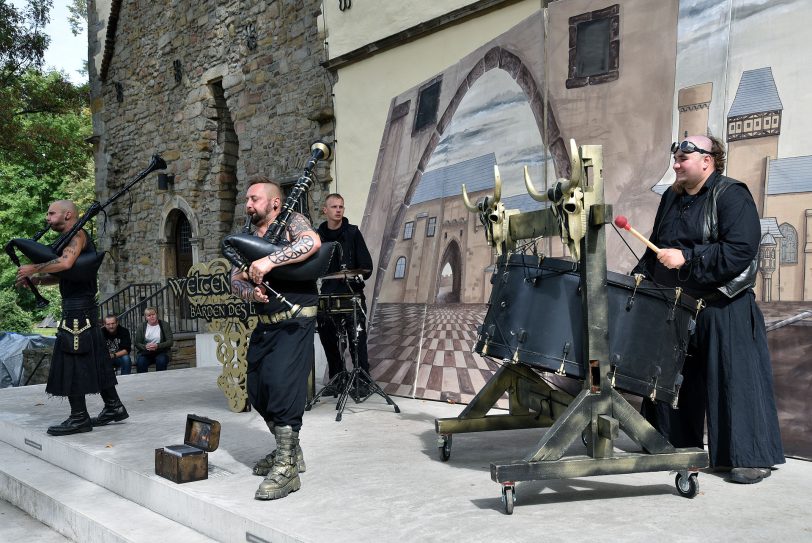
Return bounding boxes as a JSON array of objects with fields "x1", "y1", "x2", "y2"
[
  {"x1": 253, "y1": 421, "x2": 306, "y2": 476},
  {"x1": 255, "y1": 426, "x2": 301, "y2": 500},
  {"x1": 91, "y1": 387, "x2": 129, "y2": 427}
]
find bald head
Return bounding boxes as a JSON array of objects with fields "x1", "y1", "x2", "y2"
[
  {"x1": 46, "y1": 200, "x2": 78, "y2": 232},
  {"x1": 52, "y1": 200, "x2": 77, "y2": 215}
]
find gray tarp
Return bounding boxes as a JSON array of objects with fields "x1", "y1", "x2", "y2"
[{"x1": 0, "y1": 332, "x2": 56, "y2": 388}]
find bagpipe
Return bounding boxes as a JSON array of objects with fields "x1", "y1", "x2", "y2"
[
  {"x1": 221, "y1": 141, "x2": 338, "y2": 283},
  {"x1": 5, "y1": 154, "x2": 167, "y2": 307}
]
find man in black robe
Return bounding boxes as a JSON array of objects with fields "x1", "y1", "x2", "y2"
[{"x1": 633, "y1": 135, "x2": 784, "y2": 484}]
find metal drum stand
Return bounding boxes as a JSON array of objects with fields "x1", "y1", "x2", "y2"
[{"x1": 306, "y1": 274, "x2": 400, "y2": 422}]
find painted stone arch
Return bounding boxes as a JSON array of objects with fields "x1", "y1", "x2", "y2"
[
  {"x1": 159, "y1": 196, "x2": 201, "y2": 278},
  {"x1": 436, "y1": 239, "x2": 463, "y2": 304},
  {"x1": 413, "y1": 45, "x2": 569, "y2": 199},
  {"x1": 372, "y1": 46, "x2": 569, "y2": 311}
]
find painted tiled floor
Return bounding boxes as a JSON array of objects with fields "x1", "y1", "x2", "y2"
[{"x1": 367, "y1": 302, "x2": 507, "y2": 407}]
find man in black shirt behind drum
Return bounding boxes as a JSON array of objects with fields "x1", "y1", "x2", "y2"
[{"x1": 316, "y1": 193, "x2": 374, "y2": 396}]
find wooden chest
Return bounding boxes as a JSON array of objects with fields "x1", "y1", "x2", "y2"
[{"x1": 155, "y1": 414, "x2": 221, "y2": 484}]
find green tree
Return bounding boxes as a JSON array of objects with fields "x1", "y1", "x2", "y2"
[
  {"x1": 0, "y1": 287, "x2": 34, "y2": 333},
  {"x1": 0, "y1": 1, "x2": 93, "y2": 331}
]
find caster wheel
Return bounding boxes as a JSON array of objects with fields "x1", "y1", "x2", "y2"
[
  {"x1": 438, "y1": 434, "x2": 452, "y2": 461},
  {"x1": 501, "y1": 485, "x2": 515, "y2": 515},
  {"x1": 581, "y1": 428, "x2": 592, "y2": 447},
  {"x1": 675, "y1": 472, "x2": 699, "y2": 498}
]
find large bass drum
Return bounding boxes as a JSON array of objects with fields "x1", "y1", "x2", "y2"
[{"x1": 476, "y1": 254, "x2": 696, "y2": 406}]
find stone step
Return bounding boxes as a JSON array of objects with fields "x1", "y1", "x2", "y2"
[{"x1": 0, "y1": 440, "x2": 215, "y2": 543}]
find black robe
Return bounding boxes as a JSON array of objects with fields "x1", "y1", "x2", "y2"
[{"x1": 633, "y1": 172, "x2": 784, "y2": 468}]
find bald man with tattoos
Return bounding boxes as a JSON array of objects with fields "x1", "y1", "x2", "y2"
[
  {"x1": 230, "y1": 177, "x2": 321, "y2": 500},
  {"x1": 16, "y1": 200, "x2": 128, "y2": 436}
]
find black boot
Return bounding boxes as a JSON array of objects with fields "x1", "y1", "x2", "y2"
[
  {"x1": 47, "y1": 396, "x2": 92, "y2": 436},
  {"x1": 91, "y1": 387, "x2": 129, "y2": 427}
]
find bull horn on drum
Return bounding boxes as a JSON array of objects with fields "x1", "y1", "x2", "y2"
[
  {"x1": 493, "y1": 165, "x2": 502, "y2": 204},
  {"x1": 524, "y1": 166, "x2": 547, "y2": 202},
  {"x1": 461, "y1": 183, "x2": 479, "y2": 213},
  {"x1": 569, "y1": 138, "x2": 583, "y2": 185}
]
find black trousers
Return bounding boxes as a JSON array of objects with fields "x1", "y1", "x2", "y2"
[
  {"x1": 643, "y1": 291, "x2": 784, "y2": 468},
  {"x1": 317, "y1": 308, "x2": 369, "y2": 377},
  {"x1": 246, "y1": 317, "x2": 315, "y2": 431}
]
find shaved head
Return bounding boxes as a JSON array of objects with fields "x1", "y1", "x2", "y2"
[{"x1": 52, "y1": 200, "x2": 77, "y2": 215}]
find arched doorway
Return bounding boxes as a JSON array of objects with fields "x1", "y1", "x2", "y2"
[
  {"x1": 171, "y1": 210, "x2": 193, "y2": 278},
  {"x1": 435, "y1": 240, "x2": 462, "y2": 303}
]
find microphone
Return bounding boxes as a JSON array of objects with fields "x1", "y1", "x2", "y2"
[{"x1": 614, "y1": 215, "x2": 660, "y2": 254}]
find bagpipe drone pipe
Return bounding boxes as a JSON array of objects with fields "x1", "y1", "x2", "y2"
[
  {"x1": 220, "y1": 141, "x2": 338, "y2": 282},
  {"x1": 5, "y1": 154, "x2": 167, "y2": 307}
]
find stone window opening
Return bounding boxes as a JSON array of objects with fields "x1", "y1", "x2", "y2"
[{"x1": 208, "y1": 78, "x2": 239, "y2": 237}]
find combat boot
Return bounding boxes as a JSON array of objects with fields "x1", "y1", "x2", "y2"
[
  {"x1": 91, "y1": 401, "x2": 129, "y2": 426},
  {"x1": 255, "y1": 425, "x2": 301, "y2": 500},
  {"x1": 252, "y1": 446, "x2": 306, "y2": 475},
  {"x1": 47, "y1": 412, "x2": 92, "y2": 436},
  {"x1": 253, "y1": 421, "x2": 306, "y2": 475}
]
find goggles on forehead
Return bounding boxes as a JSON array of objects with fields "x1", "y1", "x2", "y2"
[{"x1": 671, "y1": 141, "x2": 712, "y2": 155}]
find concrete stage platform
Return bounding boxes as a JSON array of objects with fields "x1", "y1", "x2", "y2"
[{"x1": 0, "y1": 367, "x2": 809, "y2": 543}]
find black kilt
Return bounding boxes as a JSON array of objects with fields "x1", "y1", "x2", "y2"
[{"x1": 46, "y1": 308, "x2": 117, "y2": 397}]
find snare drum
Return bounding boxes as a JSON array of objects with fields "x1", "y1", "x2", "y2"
[
  {"x1": 317, "y1": 294, "x2": 359, "y2": 316},
  {"x1": 476, "y1": 254, "x2": 696, "y2": 405}
]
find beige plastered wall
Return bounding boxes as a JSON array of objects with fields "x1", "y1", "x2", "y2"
[{"x1": 322, "y1": 0, "x2": 541, "y2": 222}]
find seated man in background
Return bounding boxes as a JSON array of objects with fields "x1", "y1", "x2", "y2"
[
  {"x1": 102, "y1": 314, "x2": 132, "y2": 375},
  {"x1": 133, "y1": 307, "x2": 173, "y2": 373}
]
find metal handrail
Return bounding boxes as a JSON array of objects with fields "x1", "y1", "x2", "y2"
[{"x1": 98, "y1": 281, "x2": 198, "y2": 335}]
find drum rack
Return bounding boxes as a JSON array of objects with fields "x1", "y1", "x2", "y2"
[{"x1": 435, "y1": 142, "x2": 708, "y2": 514}]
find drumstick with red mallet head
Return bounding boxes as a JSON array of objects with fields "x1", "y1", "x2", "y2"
[{"x1": 614, "y1": 215, "x2": 660, "y2": 254}]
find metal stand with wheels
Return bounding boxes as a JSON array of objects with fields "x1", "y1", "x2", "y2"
[{"x1": 438, "y1": 141, "x2": 707, "y2": 515}]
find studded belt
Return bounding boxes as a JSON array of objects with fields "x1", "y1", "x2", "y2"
[
  {"x1": 58, "y1": 318, "x2": 92, "y2": 351},
  {"x1": 257, "y1": 306, "x2": 318, "y2": 324}
]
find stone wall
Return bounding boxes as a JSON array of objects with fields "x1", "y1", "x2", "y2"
[{"x1": 89, "y1": 0, "x2": 335, "y2": 299}]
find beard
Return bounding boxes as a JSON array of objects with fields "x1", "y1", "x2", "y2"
[{"x1": 250, "y1": 205, "x2": 271, "y2": 225}]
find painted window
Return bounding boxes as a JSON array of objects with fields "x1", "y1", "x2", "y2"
[
  {"x1": 426, "y1": 217, "x2": 437, "y2": 237},
  {"x1": 413, "y1": 78, "x2": 442, "y2": 133},
  {"x1": 779, "y1": 223, "x2": 798, "y2": 264},
  {"x1": 566, "y1": 5, "x2": 619, "y2": 88},
  {"x1": 404, "y1": 221, "x2": 414, "y2": 240},
  {"x1": 394, "y1": 256, "x2": 406, "y2": 279}
]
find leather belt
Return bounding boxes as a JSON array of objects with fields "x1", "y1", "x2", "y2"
[
  {"x1": 258, "y1": 306, "x2": 318, "y2": 324},
  {"x1": 699, "y1": 290, "x2": 726, "y2": 303}
]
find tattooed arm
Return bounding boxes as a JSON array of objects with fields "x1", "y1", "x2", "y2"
[
  {"x1": 248, "y1": 212, "x2": 321, "y2": 284},
  {"x1": 15, "y1": 230, "x2": 87, "y2": 288},
  {"x1": 230, "y1": 266, "x2": 269, "y2": 303}
]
